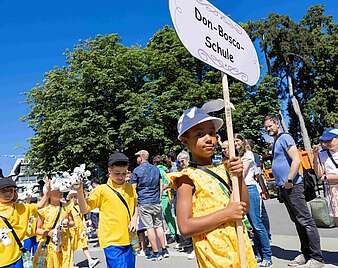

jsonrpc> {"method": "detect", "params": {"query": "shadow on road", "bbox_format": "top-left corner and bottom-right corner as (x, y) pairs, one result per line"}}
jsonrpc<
(75, 259), (89, 267)
(272, 246), (338, 265)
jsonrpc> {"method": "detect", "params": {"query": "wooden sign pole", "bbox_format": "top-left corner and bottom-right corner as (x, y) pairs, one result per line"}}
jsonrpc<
(222, 72), (247, 268)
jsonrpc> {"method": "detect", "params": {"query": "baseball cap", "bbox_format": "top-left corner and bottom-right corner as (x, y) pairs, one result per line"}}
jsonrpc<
(319, 128), (338, 141)
(177, 99), (225, 140)
(177, 107), (223, 140)
(0, 177), (16, 189)
(108, 152), (129, 166)
(135, 150), (149, 158)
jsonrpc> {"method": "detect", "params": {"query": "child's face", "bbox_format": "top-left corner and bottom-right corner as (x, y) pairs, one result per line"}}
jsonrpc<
(108, 165), (129, 185)
(49, 190), (62, 203)
(182, 121), (217, 162)
(0, 187), (15, 203)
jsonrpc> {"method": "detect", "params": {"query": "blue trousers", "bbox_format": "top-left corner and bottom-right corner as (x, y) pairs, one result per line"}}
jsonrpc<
(247, 185), (272, 261)
(1, 258), (23, 268)
(103, 245), (135, 268)
(23, 236), (38, 255)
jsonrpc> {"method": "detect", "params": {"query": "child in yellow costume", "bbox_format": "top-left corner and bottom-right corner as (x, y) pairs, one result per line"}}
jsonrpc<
(0, 177), (49, 268)
(35, 189), (75, 268)
(69, 195), (100, 268)
(169, 104), (257, 268)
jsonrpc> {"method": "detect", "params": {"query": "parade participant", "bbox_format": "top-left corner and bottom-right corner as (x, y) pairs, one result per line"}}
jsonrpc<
(35, 184), (75, 268)
(131, 150), (169, 261)
(69, 194), (100, 268)
(152, 155), (178, 245)
(234, 134), (272, 267)
(169, 106), (257, 268)
(313, 128), (338, 226)
(264, 115), (324, 268)
(88, 180), (100, 246)
(76, 152), (138, 268)
(0, 177), (49, 268)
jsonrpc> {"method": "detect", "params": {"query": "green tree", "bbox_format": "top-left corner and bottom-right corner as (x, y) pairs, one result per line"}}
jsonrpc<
(246, 5), (337, 147)
(24, 27), (280, 176)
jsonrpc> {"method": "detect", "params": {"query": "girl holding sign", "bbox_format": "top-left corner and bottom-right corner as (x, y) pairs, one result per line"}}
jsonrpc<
(168, 104), (257, 268)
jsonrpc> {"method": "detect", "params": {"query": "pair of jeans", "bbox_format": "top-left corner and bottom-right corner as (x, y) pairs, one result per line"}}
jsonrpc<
(247, 185), (272, 261)
(261, 202), (271, 240)
(280, 183), (323, 262)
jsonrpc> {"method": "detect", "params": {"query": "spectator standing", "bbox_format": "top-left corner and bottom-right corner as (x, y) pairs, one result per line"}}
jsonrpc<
(152, 155), (179, 245)
(131, 150), (169, 261)
(166, 152), (178, 172)
(313, 128), (338, 226)
(264, 115), (324, 268)
(234, 134), (272, 267)
(176, 150), (195, 260)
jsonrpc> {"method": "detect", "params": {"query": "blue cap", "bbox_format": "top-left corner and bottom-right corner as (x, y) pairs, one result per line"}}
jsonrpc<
(319, 128), (338, 141)
(177, 107), (223, 140)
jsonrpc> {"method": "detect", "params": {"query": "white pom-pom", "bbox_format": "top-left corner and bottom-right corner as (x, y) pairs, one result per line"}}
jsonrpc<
(85, 170), (91, 177)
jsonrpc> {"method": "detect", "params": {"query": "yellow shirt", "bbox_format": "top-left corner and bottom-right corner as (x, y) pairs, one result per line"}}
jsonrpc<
(38, 203), (71, 231)
(169, 164), (257, 268)
(0, 202), (38, 266)
(86, 179), (136, 248)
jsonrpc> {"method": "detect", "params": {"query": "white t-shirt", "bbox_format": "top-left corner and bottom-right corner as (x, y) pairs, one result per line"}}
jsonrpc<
(242, 151), (258, 186)
(319, 150), (338, 174)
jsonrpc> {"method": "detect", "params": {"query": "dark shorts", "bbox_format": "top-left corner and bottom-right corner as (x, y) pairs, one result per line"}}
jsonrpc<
(139, 204), (163, 229)
(91, 212), (99, 229)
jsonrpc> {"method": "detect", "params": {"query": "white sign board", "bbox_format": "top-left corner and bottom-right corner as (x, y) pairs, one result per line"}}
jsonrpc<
(169, 0), (260, 86)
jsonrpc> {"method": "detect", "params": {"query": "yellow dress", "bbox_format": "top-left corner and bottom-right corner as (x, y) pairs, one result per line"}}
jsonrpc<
(70, 203), (88, 250)
(36, 203), (73, 268)
(0, 202), (37, 266)
(169, 164), (257, 268)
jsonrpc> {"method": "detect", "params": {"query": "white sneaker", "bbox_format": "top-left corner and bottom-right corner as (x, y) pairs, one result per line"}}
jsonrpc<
(137, 250), (146, 257)
(187, 250), (195, 260)
(288, 254), (306, 267)
(296, 259), (324, 268)
(88, 258), (100, 268)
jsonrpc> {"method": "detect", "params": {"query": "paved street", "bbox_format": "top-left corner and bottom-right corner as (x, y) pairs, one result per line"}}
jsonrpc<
(75, 199), (338, 267)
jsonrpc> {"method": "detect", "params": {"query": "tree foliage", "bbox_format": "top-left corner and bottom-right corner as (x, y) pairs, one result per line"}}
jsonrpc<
(24, 5), (336, 176)
(24, 27), (279, 175)
(246, 5), (337, 144)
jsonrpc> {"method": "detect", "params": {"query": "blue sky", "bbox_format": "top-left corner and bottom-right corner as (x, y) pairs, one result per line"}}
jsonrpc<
(0, 0), (337, 175)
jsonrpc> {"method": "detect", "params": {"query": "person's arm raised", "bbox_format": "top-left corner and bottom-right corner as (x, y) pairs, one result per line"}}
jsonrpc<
(76, 184), (89, 214)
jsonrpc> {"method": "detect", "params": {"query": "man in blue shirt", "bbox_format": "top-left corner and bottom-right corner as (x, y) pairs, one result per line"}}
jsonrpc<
(264, 115), (324, 268)
(131, 150), (169, 261)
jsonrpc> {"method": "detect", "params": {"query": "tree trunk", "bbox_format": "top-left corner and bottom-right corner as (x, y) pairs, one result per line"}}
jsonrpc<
(287, 72), (312, 152)
(278, 111), (288, 133)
